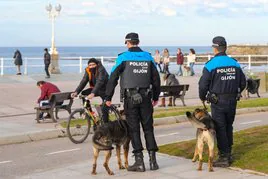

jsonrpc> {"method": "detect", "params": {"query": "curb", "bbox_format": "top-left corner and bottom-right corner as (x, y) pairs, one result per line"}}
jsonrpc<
(1, 106), (268, 146)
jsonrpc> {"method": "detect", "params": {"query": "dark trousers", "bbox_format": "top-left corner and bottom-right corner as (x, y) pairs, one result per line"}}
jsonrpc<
(124, 92), (158, 153)
(81, 88), (109, 123)
(211, 98), (237, 154)
(45, 64), (50, 77)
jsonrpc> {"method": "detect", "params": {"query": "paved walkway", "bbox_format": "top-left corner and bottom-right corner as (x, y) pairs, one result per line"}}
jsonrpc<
(1, 73), (267, 145)
(1, 73), (267, 178)
(20, 153), (267, 179)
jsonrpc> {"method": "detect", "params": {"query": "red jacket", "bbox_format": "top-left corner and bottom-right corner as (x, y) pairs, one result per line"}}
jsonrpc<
(177, 53), (184, 65)
(38, 82), (60, 103)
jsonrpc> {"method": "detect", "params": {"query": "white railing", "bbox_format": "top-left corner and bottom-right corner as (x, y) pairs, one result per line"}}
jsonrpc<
(0, 55), (268, 76)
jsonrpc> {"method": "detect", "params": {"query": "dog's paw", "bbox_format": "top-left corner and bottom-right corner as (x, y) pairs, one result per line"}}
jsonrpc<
(209, 168), (214, 172)
(197, 168), (202, 171)
(192, 159), (197, 162)
(91, 171), (97, 175)
(119, 166), (125, 170)
(108, 171), (114, 175)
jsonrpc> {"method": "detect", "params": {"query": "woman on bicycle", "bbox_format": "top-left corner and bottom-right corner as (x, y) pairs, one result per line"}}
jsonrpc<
(71, 58), (109, 123)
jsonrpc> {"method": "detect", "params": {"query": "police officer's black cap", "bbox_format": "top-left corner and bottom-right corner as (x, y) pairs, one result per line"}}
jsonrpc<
(125, 32), (139, 44)
(212, 36), (227, 47)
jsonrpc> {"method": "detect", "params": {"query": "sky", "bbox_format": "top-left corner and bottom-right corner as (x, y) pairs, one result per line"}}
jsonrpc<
(0, 0), (268, 47)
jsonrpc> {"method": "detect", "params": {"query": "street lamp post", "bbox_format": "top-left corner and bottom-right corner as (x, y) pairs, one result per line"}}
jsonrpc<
(46, 3), (61, 74)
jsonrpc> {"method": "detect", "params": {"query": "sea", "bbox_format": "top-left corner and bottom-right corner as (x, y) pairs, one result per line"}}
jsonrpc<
(0, 46), (267, 75)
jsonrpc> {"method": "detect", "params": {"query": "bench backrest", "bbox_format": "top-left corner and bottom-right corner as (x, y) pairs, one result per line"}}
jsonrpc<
(49, 92), (72, 102)
(48, 92), (73, 108)
(160, 85), (189, 93)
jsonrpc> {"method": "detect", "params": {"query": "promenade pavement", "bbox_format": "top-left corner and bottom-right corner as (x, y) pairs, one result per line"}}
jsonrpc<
(1, 73), (268, 145)
(1, 73), (268, 178)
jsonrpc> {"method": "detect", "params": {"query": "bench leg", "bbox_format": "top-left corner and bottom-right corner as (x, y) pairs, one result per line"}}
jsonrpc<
(257, 91), (260, 98)
(180, 96), (186, 106)
(49, 110), (57, 123)
(36, 109), (41, 123)
(67, 107), (71, 114)
(55, 108), (59, 119)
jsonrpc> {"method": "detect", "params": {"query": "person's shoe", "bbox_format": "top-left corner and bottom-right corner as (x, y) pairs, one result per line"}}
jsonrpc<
(127, 152), (145, 172)
(149, 151), (159, 170)
(168, 97), (173, 107)
(45, 76), (50, 79)
(228, 154), (234, 164)
(158, 98), (166, 107)
(213, 154), (230, 168)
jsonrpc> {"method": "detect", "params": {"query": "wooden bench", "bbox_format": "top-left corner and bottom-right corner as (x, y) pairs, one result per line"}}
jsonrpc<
(34, 92), (73, 123)
(159, 84), (190, 106)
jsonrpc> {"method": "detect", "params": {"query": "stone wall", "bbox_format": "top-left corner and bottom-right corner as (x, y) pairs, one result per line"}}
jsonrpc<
(227, 45), (268, 55)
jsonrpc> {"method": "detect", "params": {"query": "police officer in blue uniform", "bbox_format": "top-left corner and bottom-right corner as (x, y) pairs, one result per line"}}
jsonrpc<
(199, 36), (246, 167)
(105, 32), (160, 172)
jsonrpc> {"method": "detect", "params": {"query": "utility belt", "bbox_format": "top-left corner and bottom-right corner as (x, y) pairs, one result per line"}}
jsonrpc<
(207, 93), (239, 104)
(123, 87), (151, 105)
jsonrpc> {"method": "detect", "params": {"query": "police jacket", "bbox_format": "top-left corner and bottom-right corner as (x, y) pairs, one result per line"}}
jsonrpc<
(105, 47), (161, 101)
(199, 52), (246, 101)
(75, 61), (109, 95)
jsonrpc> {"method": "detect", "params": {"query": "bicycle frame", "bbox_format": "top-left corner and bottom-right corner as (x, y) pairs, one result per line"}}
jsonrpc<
(79, 95), (102, 126)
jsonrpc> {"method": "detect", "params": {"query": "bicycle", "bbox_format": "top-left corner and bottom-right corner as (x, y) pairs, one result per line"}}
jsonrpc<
(66, 95), (122, 144)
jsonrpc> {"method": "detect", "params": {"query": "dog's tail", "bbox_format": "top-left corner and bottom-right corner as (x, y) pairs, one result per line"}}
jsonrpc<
(92, 131), (114, 151)
(186, 111), (206, 129)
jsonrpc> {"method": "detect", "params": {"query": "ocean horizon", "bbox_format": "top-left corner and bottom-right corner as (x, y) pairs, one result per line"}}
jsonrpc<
(0, 46), (212, 58)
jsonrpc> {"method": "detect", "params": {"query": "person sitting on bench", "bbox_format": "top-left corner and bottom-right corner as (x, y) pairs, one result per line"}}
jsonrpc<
(159, 73), (180, 107)
(36, 81), (61, 120)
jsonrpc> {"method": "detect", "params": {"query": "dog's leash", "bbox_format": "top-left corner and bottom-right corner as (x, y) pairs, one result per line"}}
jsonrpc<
(202, 101), (208, 111)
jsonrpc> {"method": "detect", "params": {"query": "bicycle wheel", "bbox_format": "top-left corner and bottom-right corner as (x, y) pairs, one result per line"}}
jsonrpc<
(66, 108), (91, 144)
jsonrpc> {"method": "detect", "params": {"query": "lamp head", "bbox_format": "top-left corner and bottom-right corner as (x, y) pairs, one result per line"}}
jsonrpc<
(46, 3), (52, 12)
(55, 4), (62, 12)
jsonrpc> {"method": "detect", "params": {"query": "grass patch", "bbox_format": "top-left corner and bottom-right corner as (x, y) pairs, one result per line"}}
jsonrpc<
(153, 98), (268, 119)
(60, 98), (268, 127)
(159, 125), (268, 174)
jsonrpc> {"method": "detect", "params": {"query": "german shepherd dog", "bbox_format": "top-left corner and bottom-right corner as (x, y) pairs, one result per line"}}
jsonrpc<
(186, 108), (216, 172)
(91, 118), (131, 175)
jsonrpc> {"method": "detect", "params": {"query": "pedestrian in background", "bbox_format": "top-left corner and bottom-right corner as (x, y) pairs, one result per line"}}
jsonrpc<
(105, 32), (160, 172)
(44, 48), (51, 78)
(13, 49), (23, 75)
(162, 48), (170, 74)
(176, 48), (184, 76)
(187, 48), (196, 76)
(154, 49), (163, 73)
(199, 36), (246, 167)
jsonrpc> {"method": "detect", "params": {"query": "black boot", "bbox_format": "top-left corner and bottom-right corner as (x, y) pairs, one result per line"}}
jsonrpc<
(149, 151), (159, 170)
(127, 152), (145, 172)
(213, 153), (230, 168)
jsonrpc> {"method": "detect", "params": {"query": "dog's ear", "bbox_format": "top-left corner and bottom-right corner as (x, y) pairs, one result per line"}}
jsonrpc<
(119, 110), (124, 115)
(186, 111), (192, 118)
(195, 108), (201, 113)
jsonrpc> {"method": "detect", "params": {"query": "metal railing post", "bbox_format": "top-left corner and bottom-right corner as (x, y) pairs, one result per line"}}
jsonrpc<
(101, 56), (104, 65)
(24, 58), (28, 75)
(1, 58), (4, 76)
(79, 56), (82, 73)
(248, 55), (251, 71)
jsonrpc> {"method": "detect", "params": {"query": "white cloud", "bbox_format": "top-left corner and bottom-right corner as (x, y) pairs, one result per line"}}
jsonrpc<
(159, 7), (177, 16)
(81, 1), (95, 7)
(203, 2), (228, 9)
